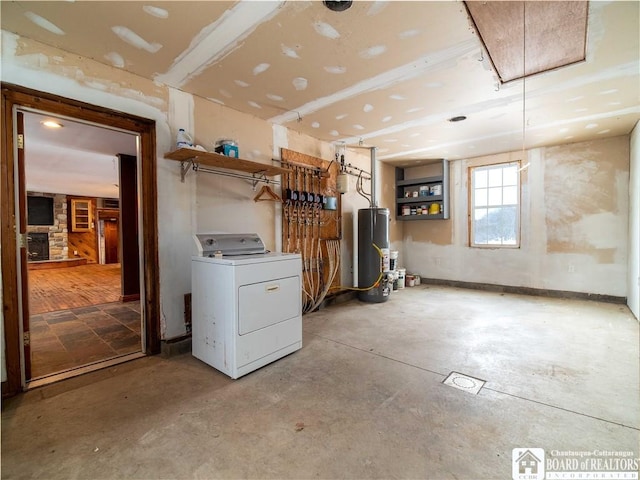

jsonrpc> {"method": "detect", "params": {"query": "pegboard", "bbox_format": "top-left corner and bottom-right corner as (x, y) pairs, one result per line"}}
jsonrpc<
(280, 148), (341, 313)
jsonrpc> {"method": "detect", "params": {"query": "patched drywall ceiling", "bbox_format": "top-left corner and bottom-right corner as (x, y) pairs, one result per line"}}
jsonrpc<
(2, 0), (639, 169)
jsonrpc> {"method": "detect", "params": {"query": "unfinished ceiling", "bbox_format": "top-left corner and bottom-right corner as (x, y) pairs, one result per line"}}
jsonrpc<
(1, 1), (639, 166)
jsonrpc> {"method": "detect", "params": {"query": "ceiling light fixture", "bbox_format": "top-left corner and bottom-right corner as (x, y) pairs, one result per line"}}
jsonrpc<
(323, 1), (352, 12)
(42, 120), (63, 128)
(448, 115), (467, 122)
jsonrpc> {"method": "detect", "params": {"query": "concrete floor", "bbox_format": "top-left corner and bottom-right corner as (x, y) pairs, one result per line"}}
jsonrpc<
(2, 285), (639, 479)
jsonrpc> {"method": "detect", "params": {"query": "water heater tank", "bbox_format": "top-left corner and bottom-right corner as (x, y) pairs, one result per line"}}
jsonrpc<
(357, 208), (390, 303)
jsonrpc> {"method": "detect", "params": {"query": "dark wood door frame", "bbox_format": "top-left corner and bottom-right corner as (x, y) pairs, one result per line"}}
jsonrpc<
(118, 154), (140, 302)
(1, 83), (160, 397)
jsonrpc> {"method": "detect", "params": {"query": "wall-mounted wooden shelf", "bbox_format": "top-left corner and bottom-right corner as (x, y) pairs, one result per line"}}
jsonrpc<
(165, 148), (289, 182)
(70, 198), (92, 232)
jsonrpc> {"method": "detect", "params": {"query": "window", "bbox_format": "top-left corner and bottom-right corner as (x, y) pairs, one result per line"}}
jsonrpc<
(470, 162), (520, 247)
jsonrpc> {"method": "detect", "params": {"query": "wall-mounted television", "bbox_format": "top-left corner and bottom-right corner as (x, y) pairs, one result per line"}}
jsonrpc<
(27, 196), (54, 226)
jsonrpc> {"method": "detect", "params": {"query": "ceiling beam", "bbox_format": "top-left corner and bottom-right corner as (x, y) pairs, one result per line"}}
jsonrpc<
(155, 1), (285, 88)
(268, 39), (479, 125)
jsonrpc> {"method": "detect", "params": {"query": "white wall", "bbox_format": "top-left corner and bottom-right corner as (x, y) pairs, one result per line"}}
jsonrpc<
(629, 123), (640, 318)
(404, 136), (630, 297)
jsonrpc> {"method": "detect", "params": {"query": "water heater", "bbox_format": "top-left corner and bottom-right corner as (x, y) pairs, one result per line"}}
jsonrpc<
(357, 207), (390, 303)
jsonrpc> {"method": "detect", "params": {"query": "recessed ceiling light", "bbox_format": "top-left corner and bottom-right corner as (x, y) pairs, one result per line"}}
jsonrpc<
(448, 116), (467, 123)
(323, 0), (352, 12)
(42, 120), (63, 128)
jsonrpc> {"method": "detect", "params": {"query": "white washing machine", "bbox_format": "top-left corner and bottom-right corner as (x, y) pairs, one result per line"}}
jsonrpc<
(191, 234), (302, 379)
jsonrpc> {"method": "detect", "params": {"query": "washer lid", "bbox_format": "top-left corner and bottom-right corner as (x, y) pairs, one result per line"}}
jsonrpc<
(192, 252), (301, 266)
(193, 233), (266, 256)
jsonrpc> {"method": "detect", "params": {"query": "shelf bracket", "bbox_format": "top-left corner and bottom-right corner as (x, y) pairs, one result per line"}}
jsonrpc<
(180, 159), (196, 182)
(251, 172), (269, 190)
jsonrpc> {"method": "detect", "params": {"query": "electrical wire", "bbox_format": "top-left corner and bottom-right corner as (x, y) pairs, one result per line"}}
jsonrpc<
(315, 233), (322, 301)
(330, 242), (384, 292)
(308, 239), (340, 312)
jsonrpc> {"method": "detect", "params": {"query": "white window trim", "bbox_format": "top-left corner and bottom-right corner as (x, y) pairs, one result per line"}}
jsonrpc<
(469, 161), (521, 248)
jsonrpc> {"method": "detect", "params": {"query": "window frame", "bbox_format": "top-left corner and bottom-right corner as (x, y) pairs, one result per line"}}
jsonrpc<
(468, 161), (521, 248)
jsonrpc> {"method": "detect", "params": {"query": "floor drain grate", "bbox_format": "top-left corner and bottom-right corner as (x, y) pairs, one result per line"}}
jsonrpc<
(443, 372), (486, 395)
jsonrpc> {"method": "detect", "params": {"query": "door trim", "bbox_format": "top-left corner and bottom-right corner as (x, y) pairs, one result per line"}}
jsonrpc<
(15, 111), (32, 380)
(1, 83), (161, 397)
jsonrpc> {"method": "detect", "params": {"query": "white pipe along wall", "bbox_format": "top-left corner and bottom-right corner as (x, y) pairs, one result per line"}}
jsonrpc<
(628, 122), (640, 319)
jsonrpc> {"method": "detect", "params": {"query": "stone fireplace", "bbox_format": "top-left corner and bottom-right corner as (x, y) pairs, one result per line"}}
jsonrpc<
(26, 192), (68, 261)
(27, 233), (49, 261)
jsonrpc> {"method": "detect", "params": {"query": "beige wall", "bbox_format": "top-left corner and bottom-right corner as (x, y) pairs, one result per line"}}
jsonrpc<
(193, 95), (277, 248)
(403, 136), (630, 297)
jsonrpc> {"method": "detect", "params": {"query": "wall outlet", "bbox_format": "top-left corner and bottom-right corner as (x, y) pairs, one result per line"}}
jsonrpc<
(568, 264), (575, 273)
(435, 257), (442, 266)
(73, 250), (78, 256)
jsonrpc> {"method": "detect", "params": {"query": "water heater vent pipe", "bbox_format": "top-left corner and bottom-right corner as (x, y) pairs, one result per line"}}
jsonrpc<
(370, 146), (377, 207)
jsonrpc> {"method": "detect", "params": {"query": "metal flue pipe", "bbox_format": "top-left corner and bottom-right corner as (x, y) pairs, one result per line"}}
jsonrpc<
(370, 146), (377, 207)
(345, 143), (378, 207)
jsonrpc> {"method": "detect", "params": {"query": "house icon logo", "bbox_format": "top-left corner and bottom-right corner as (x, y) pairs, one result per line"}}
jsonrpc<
(512, 448), (545, 480)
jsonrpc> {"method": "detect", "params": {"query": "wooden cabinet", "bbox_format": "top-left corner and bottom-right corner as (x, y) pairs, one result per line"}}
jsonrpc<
(395, 159), (449, 220)
(70, 199), (92, 232)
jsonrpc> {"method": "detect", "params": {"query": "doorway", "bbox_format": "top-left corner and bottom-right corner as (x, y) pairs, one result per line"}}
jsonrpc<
(1, 83), (160, 396)
(104, 217), (119, 264)
(22, 109), (142, 381)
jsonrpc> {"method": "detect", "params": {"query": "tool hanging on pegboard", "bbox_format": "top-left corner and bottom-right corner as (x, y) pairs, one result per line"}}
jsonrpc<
(280, 148), (341, 314)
